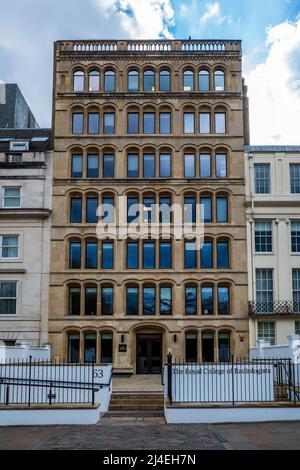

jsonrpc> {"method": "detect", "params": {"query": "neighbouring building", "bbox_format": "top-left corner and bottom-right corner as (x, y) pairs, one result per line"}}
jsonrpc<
(245, 146), (300, 347)
(50, 39), (249, 372)
(0, 129), (52, 346)
(0, 84), (39, 129)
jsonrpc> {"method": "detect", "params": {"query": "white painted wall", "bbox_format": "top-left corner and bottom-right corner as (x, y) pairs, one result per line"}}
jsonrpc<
(0, 407), (101, 426)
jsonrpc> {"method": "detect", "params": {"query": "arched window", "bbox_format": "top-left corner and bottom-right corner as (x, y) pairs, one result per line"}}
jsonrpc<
(73, 71), (84, 92)
(104, 70), (116, 92)
(202, 331), (215, 362)
(218, 331), (231, 362)
(159, 69), (170, 91)
(143, 69), (155, 92)
(199, 70), (210, 91)
(183, 70), (194, 91)
(185, 331), (198, 362)
(68, 332), (80, 363)
(185, 285), (197, 316)
(101, 285), (114, 316)
(214, 70), (225, 91)
(128, 70), (139, 92)
(69, 284), (81, 316)
(126, 284), (139, 315)
(84, 332), (97, 362)
(101, 331), (113, 363)
(88, 70), (100, 91)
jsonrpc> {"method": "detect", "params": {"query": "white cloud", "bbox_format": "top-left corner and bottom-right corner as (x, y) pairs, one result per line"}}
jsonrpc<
(200, 2), (220, 25)
(246, 17), (300, 144)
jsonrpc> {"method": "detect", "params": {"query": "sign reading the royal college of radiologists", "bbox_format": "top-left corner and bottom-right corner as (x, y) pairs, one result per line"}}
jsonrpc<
(170, 364), (275, 403)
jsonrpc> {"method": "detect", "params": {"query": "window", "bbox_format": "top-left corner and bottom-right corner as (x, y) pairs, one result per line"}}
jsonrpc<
(127, 154), (139, 178)
(159, 197), (172, 223)
(183, 70), (194, 91)
(143, 154), (155, 178)
(199, 113), (211, 134)
(201, 287), (214, 315)
(185, 286), (197, 315)
(290, 164), (300, 194)
(160, 287), (172, 315)
(218, 331), (230, 361)
(85, 242), (98, 269)
(3, 187), (21, 208)
(184, 197), (196, 223)
(143, 287), (156, 315)
(200, 241), (213, 269)
(84, 333), (97, 363)
(126, 287), (139, 316)
(295, 321), (300, 335)
(71, 154), (83, 178)
(101, 287), (114, 316)
(143, 70), (155, 91)
(185, 332), (197, 362)
(103, 113), (115, 134)
(159, 69), (170, 91)
(88, 70), (100, 92)
(218, 287), (230, 315)
(215, 113), (226, 134)
(143, 241), (155, 269)
(72, 113), (84, 134)
(103, 154), (115, 178)
(128, 70), (139, 92)
(200, 197), (212, 223)
(291, 222), (300, 253)
(184, 113), (195, 134)
(255, 222), (273, 253)
(258, 322), (276, 346)
(127, 113), (139, 134)
(216, 154), (227, 177)
(0, 282), (17, 315)
(184, 241), (196, 269)
(159, 154), (171, 178)
(216, 197), (228, 223)
(184, 154), (195, 178)
(85, 287), (97, 316)
(256, 269), (274, 313)
(127, 197), (139, 224)
(143, 113), (155, 134)
(68, 333), (80, 363)
(143, 197), (155, 224)
(74, 71), (84, 92)
(88, 113), (99, 134)
(87, 154), (99, 178)
(159, 113), (171, 134)
(254, 163), (271, 194)
(200, 154), (211, 177)
(217, 241), (229, 269)
(69, 287), (80, 316)
(127, 242), (139, 269)
(102, 242), (114, 269)
(202, 332), (214, 362)
(293, 269), (300, 313)
(214, 70), (225, 91)
(70, 198), (82, 223)
(0, 236), (19, 258)
(199, 70), (210, 91)
(101, 332), (113, 363)
(159, 241), (172, 269)
(69, 242), (81, 269)
(104, 70), (115, 92)
(101, 197), (115, 224)
(86, 197), (98, 223)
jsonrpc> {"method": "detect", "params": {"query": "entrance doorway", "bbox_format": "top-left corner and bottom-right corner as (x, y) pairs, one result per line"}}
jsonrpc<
(136, 334), (162, 374)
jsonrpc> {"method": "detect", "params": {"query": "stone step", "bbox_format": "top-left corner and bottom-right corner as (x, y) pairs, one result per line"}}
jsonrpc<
(105, 411), (165, 418)
(109, 404), (164, 411)
(110, 396), (164, 403)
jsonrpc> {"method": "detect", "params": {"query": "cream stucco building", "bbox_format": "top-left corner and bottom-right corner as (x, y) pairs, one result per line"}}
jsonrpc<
(245, 146), (300, 347)
(0, 129), (52, 346)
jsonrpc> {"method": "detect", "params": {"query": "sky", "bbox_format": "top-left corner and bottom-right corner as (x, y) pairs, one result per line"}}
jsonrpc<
(0, 0), (300, 144)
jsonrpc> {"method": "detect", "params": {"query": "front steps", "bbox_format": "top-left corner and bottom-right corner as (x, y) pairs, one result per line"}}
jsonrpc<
(108, 392), (164, 415)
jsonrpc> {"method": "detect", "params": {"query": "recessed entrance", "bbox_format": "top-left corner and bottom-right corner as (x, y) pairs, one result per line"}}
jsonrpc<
(136, 334), (162, 374)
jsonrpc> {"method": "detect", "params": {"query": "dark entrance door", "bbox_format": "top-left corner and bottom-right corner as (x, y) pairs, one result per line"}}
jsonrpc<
(136, 334), (162, 374)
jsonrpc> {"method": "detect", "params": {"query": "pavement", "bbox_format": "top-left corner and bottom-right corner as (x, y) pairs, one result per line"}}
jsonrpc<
(1, 420), (300, 450)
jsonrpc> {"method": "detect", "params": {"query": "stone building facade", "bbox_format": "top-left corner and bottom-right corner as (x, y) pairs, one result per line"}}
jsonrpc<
(245, 146), (300, 347)
(49, 39), (249, 372)
(0, 129), (52, 346)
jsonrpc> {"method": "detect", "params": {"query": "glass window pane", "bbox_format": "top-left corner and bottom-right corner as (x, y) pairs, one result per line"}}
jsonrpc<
(159, 113), (171, 134)
(128, 71), (139, 92)
(256, 269), (274, 313)
(185, 287), (197, 315)
(3, 188), (21, 208)
(143, 287), (155, 315)
(202, 332), (214, 362)
(185, 332), (197, 362)
(71, 154), (83, 178)
(89, 71), (100, 91)
(216, 197), (228, 223)
(68, 334), (80, 363)
(160, 287), (172, 315)
(104, 113), (115, 134)
(183, 71), (194, 91)
(102, 242), (114, 269)
(290, 164), (300, 193)
(215, 71), (225, 91)
(218, 332), (230, 361)
(88, 113), (99, 134)
(144, 70), (155, 91)
(103, 154), (115, 178)
(85, 287), (97, 316)
(159, 154), (171, 178)
(0, 282), (17, 315)
(199, 113), (211, 133)
(101, 333), (113, 363)
(104, 71), (115, 92)
(1, 236), (19, 258)
(201, 242), (213, 269)
(258, 321), (276, 346)
(160, 242), (172, 269)
(216, 154), (227, 177)
(200, 154), (211, 177)
(200, 197), (212, 223)
(70, 198), (82, 223)
(143, 154), (155, 178)
(199, 70), (210, 91)
(143, 113), (155, 134)
(184, 197), (196, 223)
(85, 242), (98, 269)
(86, 198), (98, 223)
(84, 333), (97, 362)
(101, 287), (114, 315)
(218, 288), (229, 315)
(126, 287), (139, 315)
(184, 154), (195, 178)
(185, 241), (196, 269)
(159, 197), (172, 223)
(291, 222), (300, 253)
(201, 287), (214, 315)
(74, 72), (84, 92)
(72, 113), (84, 134)
(159, 70), (170, 91)
(69, 287), (80, 316)
(127, 154), (139, 177)
(215, 113), (226, 134)
(143, 242), (155, 269)
(127, 242), (139, 269)
(127, 113), (139, 133)
(255, 222), (273, 253)
(87, 154), (99, 178)
(127, 197), (139, 224)
(254, 164), (271, 194)
(69, 242), (81, 269)
(101, 197), (115, 224)
(217, 241), (229, 269)
(184, 113), (195, 134)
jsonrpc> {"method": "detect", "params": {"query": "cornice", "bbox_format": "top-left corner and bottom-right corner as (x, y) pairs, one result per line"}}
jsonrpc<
(56, 91), (242, 101)
(58, 52), (241, 63)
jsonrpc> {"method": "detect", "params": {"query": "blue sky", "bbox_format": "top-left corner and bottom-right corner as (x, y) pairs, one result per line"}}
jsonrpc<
(0, 0), (300, 143)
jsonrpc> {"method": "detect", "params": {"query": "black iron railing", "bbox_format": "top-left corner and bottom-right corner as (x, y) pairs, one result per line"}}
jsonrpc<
(249, 301), (300, 316)
(166, 355), (300, 406)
